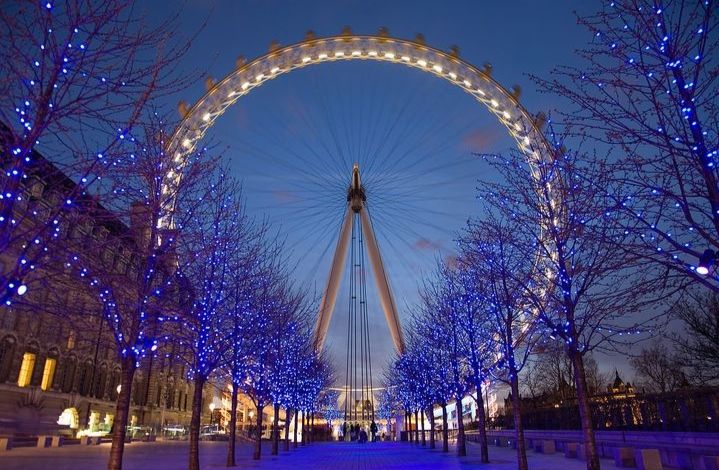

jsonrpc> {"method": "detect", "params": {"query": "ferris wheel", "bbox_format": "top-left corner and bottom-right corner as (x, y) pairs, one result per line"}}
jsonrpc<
(165, 28), (553, 419)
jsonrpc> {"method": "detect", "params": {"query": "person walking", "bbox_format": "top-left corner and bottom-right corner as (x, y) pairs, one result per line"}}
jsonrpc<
(370, 421), (378, 442)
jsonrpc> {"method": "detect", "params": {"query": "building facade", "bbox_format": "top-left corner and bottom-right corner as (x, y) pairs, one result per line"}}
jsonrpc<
(0, 147), (196, 437)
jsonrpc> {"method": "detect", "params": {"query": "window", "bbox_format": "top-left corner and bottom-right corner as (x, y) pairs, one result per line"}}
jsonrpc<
(62, 357), (77, 393)
(67, 331), (76, 350)
(41, 357), (57, 390)
(17, 352), (36, 387)
(0, 336), (17, 381)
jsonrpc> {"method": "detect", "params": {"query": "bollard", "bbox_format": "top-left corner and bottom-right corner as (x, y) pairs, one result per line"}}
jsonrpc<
(635, 449), (663, 470)
(614, 447), (636, 467)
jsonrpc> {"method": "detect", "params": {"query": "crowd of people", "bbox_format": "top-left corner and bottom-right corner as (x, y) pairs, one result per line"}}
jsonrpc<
(341, 421), (380, 443)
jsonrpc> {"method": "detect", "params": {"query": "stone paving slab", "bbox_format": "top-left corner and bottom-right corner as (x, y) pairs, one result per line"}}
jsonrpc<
(0, 439), (625, 469)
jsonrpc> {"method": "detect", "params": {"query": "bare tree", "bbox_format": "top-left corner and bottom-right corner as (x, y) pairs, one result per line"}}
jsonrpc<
(413, 266), (476, 457)
(54, 114), (217, 470)
(671, 289), (719, 383)
(475, 139), (662, 470)
(459, 216), (538, 470)
(0, 0), (190, 305)
(538, 0), (719, 291)
(631, 340), (687, 392)
(222, 225), (277, 466)
(176, 173), (252, 470)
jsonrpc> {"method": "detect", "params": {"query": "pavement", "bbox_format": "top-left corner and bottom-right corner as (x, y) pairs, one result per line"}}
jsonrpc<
(0, 438), (625, 469)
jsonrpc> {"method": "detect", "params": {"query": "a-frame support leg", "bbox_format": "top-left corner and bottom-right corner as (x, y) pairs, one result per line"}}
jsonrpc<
(313, 205), (353, 350)
(359, 207), (405, 353)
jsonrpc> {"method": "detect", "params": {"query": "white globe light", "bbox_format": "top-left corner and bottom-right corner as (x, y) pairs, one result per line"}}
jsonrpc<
(697, 265), (710, 275)
(17, 284), (27, 296)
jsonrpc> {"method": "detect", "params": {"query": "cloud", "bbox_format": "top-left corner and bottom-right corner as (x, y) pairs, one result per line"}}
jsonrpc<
(460, 125), (503, 152)
(272, 190), (301, 204)
(413, 237), (442, 251)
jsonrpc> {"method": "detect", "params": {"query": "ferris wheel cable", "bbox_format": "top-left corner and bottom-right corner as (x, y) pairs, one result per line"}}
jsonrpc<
(357, 81), (429, 177)
(358, 69), (439, 177)
(344, 214), (355, 422)
(275, 218), (345, 262)
(271, 216), (343, 272)
(222, 128), (346, 190)
(357, 219), (366, 422)
(364, 206), (425, 290)
(222, 146), (340, 194)
(358, 219), (375, 419)
(362, 84), (464, 179)
(266, 94), (350, 180)
(370, 219), (453, 264)
(370, 107), (475, 176)
(368, 122), (476, 189)
(368, 151), (480, 189)
(370, 202), (464, 226)
(323, 72), (367, 169)
(315, 93), (353, 175)
(250, 192), (347, 211)
(308, 78), (360, 175)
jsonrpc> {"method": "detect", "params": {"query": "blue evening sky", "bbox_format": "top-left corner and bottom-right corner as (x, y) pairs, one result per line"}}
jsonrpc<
(144, 1), (631, 384)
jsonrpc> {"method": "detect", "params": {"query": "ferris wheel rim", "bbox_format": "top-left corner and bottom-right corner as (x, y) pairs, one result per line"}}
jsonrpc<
(163, 31), (554, 228)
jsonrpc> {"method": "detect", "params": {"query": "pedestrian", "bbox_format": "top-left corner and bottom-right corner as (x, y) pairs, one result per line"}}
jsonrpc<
(370, 420), (378, 442)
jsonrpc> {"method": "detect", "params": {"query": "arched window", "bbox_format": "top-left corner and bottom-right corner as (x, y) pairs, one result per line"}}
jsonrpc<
(78, 359), (94, 396)
(109, 368), (121, 400)
(41, 348), (60, 391)
(61, 355), (77, 393)
(94, 363), (108, 399)
(0, 336), (17, 383)
(18, 341), (40, 387)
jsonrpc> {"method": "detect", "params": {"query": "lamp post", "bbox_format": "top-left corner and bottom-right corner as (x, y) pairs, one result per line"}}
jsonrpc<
(209, 403), (216, 426)
(697, 249), (719, 275)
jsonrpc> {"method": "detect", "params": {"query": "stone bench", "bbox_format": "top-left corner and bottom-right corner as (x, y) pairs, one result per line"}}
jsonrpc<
(705, 456), (719, 470)
(635, 449), (663, 470)
(80, 436), (102, 445)
(0, 437), (11, 451)
(534, 440), (556, 454)
(37, 435), (63, 448)
(564, 442), (578, 458)
(614, 447), (636, 467)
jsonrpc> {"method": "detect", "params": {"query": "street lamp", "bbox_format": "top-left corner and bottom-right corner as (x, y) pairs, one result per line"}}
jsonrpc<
(209, 403), (216, 426)
(697, 249), (717, 275)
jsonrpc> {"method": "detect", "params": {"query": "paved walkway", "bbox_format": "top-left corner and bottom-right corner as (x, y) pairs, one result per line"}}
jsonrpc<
(0, 439), (624, 469)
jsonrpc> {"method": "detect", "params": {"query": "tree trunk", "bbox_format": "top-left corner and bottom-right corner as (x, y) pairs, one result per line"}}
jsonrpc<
(253, 403), (263, 460)
(474, 380), (489, 463)
(284, 408), (292, 451)
(226, 383), (239, 467)
(441, 403), (449, 453)
(311, 413), (315, 443)
(307, 412), (312, 444)
(188, 375), (206, 470)
(414, 410), (420, 444)
(407, 411), (413, 443)
(428, 406), (435, 449)
(456, 398), (466, 457)
(293, 409), (299, 448)
(271, 403), (280, 455)
(510, 375), (528, 470)
(570, 351), (600, 470)
(107, 356), (136, 470)
(420, 409), (426, 446)
(301, 412), (306, 446)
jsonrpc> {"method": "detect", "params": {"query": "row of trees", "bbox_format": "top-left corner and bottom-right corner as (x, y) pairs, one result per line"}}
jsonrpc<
(388, 2), (718, 470)
(0, 2), (335, 470)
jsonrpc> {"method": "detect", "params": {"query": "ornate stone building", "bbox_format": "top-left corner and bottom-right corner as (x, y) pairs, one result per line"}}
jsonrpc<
(0, 145), (195, 437)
